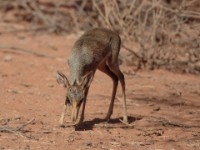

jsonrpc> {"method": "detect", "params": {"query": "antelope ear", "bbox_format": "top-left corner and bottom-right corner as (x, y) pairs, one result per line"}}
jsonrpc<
(56, 71), (70, 88)
(81, 71), (94, 88)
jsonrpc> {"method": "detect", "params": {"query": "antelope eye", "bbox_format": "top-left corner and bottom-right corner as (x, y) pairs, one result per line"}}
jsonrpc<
(68, 89), (74, 97)
(68, 88), (72, 92)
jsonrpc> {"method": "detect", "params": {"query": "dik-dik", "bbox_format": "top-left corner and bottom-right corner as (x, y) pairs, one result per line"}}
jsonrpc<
(56, 28), (128, 126)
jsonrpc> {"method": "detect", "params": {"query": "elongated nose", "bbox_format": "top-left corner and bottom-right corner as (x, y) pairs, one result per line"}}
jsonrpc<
(71, 101), (79, 122)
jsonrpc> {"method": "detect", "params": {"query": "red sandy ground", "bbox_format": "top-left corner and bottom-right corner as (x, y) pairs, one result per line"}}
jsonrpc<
(0, 29), (200, 150)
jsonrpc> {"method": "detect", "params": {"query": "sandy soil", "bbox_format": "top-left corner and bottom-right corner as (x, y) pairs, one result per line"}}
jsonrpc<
(0, 31), (200, 150)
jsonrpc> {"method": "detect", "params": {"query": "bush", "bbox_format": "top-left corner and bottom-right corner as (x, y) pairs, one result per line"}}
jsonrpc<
(1, 0), (200, 73)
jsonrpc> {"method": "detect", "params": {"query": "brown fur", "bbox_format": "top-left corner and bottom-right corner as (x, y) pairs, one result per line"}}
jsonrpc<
(56, 28), (128, 125)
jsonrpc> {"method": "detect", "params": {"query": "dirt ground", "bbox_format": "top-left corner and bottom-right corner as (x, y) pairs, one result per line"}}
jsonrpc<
(0, 29), (200, 150)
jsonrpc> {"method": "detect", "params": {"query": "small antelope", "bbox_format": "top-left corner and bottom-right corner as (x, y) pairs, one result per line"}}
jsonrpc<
(56, 28), (128, 126)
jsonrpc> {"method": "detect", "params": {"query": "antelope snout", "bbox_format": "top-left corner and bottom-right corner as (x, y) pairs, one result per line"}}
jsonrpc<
(71, 101), (80, 122)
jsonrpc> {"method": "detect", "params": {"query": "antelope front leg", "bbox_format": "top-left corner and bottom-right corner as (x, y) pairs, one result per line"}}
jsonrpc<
(59, 104), (67, 126)
(78, 87), (89, 124)
(78, 99), (86, 124)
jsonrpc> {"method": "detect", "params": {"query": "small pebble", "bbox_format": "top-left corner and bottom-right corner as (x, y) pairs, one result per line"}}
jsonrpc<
(4, 55), (13, 62)
(7, 89), (23, 94)
(20, 83), (32, 87)
(86, 142), (93, 146)
(153, 106), (160, 111)
(48, 84), (54, 88)
(14, 116), (21, 120)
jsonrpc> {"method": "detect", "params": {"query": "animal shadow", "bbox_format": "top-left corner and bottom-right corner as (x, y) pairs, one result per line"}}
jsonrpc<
(75, 116), (141, 131)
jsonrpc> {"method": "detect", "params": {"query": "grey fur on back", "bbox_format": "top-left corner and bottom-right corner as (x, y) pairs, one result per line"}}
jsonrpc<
(68, 28), (121, 84)
(57, 28), (128, 125)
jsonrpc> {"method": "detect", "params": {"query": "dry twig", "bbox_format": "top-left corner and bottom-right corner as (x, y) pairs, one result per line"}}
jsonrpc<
(94, 122), (134, 128)
(0, 118), (35, 132)
(1, 0), (200, 73)
(161, 120), (200, 128)
(0, 45), (53, 58)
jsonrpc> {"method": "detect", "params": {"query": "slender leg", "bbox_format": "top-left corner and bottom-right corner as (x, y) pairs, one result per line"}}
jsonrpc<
(118, 70), (128, 123)
(111, 68), (128, 123)
(105, 74), (118, 121)
(59, 97), (71, 126)
(99, 65), (118, 121)
(78, 87), (89, 124)
(109, 37), (128, 123)
(59, 104), (67, 126)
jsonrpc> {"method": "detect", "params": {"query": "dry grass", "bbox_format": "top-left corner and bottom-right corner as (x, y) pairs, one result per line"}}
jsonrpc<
(0, 0), (200, 73)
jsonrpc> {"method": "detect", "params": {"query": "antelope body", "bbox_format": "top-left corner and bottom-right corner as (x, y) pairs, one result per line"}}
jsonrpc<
(56, 28), (128, 125)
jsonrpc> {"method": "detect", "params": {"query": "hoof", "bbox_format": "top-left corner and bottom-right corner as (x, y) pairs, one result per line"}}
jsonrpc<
(77, 116), (84, 124)
(122, 116), (129, 124)
(105, 116), (111, 122)
(77, 120), (83, 125)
